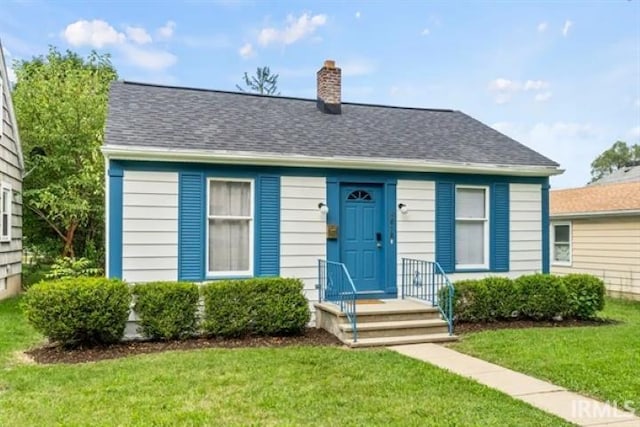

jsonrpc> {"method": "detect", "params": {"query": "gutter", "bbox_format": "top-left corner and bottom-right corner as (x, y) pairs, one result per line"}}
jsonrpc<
(551, 209), (640, 220)
(102, 145), (564, 178)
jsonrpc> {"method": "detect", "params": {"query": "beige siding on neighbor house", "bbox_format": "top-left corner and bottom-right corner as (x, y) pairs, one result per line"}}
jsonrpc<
(0, 46), (23, 300)
(552, 216), (640, 299)
(279, 176), (326, 306)
(122, 171), (179, 283)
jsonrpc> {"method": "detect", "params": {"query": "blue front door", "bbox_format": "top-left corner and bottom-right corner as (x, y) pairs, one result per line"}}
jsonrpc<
(340, 184), (385, 295)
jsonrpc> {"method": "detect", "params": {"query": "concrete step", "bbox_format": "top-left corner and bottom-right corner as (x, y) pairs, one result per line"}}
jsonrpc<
(348, 333), (458, 348)
(339, 319), (449, 339)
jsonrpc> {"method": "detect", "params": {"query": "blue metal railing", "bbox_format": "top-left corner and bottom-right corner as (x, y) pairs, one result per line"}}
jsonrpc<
(401, 258), (455, 335)
(318, 259), (358, 342)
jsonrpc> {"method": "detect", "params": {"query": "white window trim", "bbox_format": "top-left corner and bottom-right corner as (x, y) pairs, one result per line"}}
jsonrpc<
(455, 185), (490, 270)
(0, 182), (11, 242)
(205, 177), (254, 278)
(551, 221), (572, 267)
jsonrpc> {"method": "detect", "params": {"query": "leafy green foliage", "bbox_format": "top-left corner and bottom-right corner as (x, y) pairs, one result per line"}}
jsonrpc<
(202, 278), (310, 337)
(236, 66), (280, 95)
(483, 277), (521, 319)
(13, 47), (117, 260)
(562, 274), (606, 319)
(133, 282), (200, 340)
(45, 256), (103, 280)
(516, 274), (568, 320)
(22, 277), (129, 346)
(442, 277), (519, 322)
(590, 140), (640, 182)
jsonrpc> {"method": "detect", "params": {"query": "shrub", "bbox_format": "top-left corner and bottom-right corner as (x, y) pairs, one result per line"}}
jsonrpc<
(516, 274), (568, 320)
(133, 282), (200, 340)
(440, 279), (490, 322)
(562, 274), (606, 319)
(45, 257), (103, 280)
(483, 277), (520, 320)
(22, 277), (130, 346)
(202, 277), (310, 337)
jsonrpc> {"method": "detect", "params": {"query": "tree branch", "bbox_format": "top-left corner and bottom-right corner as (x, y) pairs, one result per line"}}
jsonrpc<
(26, 204), (67, 241)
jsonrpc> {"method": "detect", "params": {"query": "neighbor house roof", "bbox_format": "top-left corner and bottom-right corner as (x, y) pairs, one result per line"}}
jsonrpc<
(589, 165), (640, 185)
(104, 81), (560, 175)
(551, 181), (640, 218)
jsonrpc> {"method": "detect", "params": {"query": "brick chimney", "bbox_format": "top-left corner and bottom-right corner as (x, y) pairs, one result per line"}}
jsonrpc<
(317, 59), (341, 114)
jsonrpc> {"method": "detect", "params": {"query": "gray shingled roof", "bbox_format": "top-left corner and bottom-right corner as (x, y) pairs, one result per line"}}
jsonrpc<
(105, 81), (558, 168)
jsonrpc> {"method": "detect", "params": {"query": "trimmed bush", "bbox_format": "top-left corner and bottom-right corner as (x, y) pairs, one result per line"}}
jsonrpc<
(133, 281), (200, 340)
(202, 277), (310, 337)
(516, 274), (568, 320)
(22, 277), (130, 346)
(483, 277), (520, 320)
(562, 274), (606, 319)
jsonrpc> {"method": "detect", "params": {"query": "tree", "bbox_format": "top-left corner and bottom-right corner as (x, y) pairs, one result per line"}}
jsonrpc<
(590, 141), (640, 182)
(13, 47), (117, 259)
(236, 66), (280, 95)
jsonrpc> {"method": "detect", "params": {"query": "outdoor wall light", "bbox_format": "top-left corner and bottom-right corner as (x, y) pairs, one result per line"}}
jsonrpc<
(398, 203), (409, 214)
(318, 202), (329, 215)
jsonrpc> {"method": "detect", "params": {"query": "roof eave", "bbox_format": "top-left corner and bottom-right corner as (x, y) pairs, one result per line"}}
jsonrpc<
(102, 145), (563, 177)
(551, 209), (640, 219)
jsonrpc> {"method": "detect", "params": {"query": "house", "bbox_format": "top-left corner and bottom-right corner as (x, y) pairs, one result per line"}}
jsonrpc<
(588, 164), (640, 186)
(550, 181), (640, 300)
(104, 60), (561, 344)
(0, 40), (24, 300)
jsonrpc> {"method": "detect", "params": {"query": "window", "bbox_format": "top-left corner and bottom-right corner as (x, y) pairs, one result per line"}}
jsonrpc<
(207, 179), (253, 276)
(552, 222), (571, 265)
(0, 184), (11, 242)
(455, 186), (489, 269)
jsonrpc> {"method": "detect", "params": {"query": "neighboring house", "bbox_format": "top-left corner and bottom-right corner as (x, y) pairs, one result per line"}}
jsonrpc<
(589, 164), (640, 186)
(0, 40), (24, 300)
(103, 60), (561, 328)
(550, 181), (640, 300)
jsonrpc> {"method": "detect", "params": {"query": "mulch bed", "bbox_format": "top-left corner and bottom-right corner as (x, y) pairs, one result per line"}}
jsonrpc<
(455, 318), (619, 334)
(26, 328), (342, 365)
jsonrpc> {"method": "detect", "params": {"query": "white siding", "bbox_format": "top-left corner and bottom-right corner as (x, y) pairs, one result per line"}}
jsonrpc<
(122, 171), (178, 282)
(280, 176), (326, 306)
(509, 183), (542, 275)
(396, 180), (435, 294)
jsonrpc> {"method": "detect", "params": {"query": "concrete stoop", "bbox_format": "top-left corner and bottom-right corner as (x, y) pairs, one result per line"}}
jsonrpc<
(315, 299), (458, 347)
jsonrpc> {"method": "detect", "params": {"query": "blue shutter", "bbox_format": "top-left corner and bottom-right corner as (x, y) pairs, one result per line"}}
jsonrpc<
(178, 172), (204, 281)
(107, 165), (123, 279)
(541, 181), (550, 273)
(435, 181), (455, 273)
(491, 183), (510, 272)
(255, 175), (280, 276)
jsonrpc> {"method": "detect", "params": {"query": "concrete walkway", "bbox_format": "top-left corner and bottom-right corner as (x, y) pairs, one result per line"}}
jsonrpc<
(391, 343), (640, 427)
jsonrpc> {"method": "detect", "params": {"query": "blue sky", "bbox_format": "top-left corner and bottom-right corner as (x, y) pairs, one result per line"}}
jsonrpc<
(1, 0), (639, 188)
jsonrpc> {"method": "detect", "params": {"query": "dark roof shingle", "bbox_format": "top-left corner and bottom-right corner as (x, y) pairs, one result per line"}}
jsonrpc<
(105, 81), (558, 168)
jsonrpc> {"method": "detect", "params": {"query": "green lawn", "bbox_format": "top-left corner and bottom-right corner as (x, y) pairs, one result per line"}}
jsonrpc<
(453, 297), (640, 403)
(0, 297), (568, 426)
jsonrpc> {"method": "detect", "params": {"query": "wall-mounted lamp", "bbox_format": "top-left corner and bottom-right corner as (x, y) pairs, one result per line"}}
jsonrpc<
(318, 202), (329, 215)
(398, 203), (409, 215)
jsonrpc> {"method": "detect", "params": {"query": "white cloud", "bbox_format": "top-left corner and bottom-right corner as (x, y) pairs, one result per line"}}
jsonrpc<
(537, 21), (548, 32)
(629, 126), (640, 139)
(6, 66), (16, 84)
(421, 28), (430, 36)
(341, 59), (376, 76)
(125, 26), (152, 45)
(355, 11), (361, 19)
(489, 78), (520, 92)
(119, 44), (177, 70)
(488, 78), (551, 104)
(157, 21), (176, 39)
(562, 20), (573, 37)
(524, 79), (550, 91)
(257, 13), (327, 46)
(238, 42), (255, 59)
(62, 19), (125, 48)
(534, 91), (553, 102)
